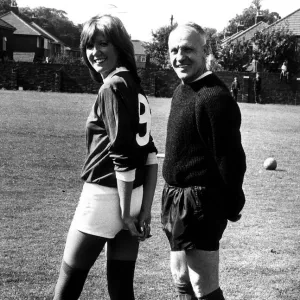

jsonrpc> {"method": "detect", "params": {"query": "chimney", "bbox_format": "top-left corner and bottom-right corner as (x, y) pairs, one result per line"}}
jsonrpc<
(255, 10), (264, 24)
(10, 0), (19, 15)
(237, 21), (244, 32)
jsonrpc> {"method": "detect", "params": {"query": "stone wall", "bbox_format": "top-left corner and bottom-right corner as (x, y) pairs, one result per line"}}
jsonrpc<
(139, 69), (300, 105)
(215, 71), (300, 105)
(1, 62), (299, 105)
(0, 62), (101, 93)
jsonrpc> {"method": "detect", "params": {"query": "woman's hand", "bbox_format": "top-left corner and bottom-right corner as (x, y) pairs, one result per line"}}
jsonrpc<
(117, 178), (143, 238)
(137, 209), (152, 242)
(137, 162), (158, 241)
(122, 215), (144, 238)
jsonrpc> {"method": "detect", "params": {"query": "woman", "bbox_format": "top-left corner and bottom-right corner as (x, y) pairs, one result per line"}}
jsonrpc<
(53, 14), (158, 300)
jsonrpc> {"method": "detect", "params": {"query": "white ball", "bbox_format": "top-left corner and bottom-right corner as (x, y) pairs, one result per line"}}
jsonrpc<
(264, 157), (277, 170)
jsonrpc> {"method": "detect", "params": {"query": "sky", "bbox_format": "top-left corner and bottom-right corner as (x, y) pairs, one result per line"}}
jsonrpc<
(16, 0), (300, 41)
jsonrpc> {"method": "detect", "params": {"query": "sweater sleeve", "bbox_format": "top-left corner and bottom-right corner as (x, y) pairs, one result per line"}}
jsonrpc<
(197, 92), (246, 191)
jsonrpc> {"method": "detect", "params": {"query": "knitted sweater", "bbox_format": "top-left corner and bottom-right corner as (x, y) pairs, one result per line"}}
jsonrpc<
(163, 73), (246, 218)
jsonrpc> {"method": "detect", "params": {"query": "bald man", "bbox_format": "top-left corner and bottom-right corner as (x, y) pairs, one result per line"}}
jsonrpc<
(161, 23), (246, 300)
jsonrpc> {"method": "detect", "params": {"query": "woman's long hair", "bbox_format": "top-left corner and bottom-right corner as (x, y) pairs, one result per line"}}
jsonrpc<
(80, 14), (140, 84)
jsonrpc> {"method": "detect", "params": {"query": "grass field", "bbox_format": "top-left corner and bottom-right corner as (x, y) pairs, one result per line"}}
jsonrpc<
(1, 90), (300, 300)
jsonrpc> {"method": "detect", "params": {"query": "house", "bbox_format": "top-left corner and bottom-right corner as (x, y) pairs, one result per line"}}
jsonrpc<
(30, 22), (80, 59)
(0, 10), (55, 62)
(221, 31), (241, 46)
(263, 8), (300, 72)
(263, 8), (300, 43)
(263, 8), (300, 35)
(221, 21), (268, 46)
(132, 40), (147, 68)
(0, 18), (16, 61)
(0, 10), (73, 62)
(220, 21), (269, 72)
(30, 21), (67, 58)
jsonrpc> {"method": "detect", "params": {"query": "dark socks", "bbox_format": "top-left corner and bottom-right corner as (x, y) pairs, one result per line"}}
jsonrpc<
(198, 287), (225, 300)
(107, 259), (136, 300)
(53, 260), (89, 300)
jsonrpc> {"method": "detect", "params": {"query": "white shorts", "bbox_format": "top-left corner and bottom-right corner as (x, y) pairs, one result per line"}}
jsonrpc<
(71, 183), (143, 238)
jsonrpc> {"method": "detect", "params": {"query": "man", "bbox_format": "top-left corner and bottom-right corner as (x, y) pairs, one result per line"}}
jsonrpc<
(161, 23), (246, 300)
(254, 72), (262, 104)
(230, 77), (240, 101)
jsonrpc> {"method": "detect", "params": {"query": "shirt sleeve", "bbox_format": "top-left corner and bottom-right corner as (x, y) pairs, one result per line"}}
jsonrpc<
(98, 85), (139, 173)
(146, 152), (158, 165)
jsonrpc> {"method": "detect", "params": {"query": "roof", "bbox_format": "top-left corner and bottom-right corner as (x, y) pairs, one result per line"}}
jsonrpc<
(30, 22), (64, 44)
(222, 21), (268, 45)
(0, 18), (16, 31)
(132, 40), (146, 55)
(0, 11), (42, 36)
(221, 31), (241, 44)
(263, 8), (300, 36)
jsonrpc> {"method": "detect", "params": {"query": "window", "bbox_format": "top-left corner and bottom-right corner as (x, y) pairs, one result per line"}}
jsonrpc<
(44, 39), (49, 49)
(140, 55), (146, 62)
(37, 37), (40, 48)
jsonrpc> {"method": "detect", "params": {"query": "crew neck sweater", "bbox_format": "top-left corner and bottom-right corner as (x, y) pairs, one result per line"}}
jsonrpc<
(163, 73), (246, 206)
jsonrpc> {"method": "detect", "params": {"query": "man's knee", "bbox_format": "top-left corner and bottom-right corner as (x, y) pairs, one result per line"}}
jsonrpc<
(171, 266), (190, 285)
(172, 269), (196, 299)
(170, 251), (190, 284)
(186, 249), (220, 297)
(170, 251), (195, 298)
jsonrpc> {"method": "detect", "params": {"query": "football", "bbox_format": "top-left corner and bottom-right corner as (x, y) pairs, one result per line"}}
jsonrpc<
(263, 157), (277, 170)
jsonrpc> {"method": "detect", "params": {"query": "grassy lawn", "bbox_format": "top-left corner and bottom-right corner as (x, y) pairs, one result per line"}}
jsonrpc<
(0, 90), (300, 300)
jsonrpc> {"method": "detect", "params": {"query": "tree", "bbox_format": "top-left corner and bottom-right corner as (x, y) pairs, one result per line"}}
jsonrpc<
(252, 28), (298, 73)
(217, 28), (298, 72)
(19, 6), (81, 48)
(224, 0), (281, 36)
(144, 24), (220, 69)
(206, 54), (224, 72)
(144, 23), (177, 69)
(0, 0), (12, 15)
(0, 2), (81, 48)
(252, 0), (262, 11)
(217, 40), (252, 71)
(203, 27), (221, 58)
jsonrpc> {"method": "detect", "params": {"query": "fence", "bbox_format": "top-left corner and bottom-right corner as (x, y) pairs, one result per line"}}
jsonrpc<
(1, 62), (300, 105)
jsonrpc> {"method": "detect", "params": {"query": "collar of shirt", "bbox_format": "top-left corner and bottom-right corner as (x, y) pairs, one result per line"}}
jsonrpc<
(103, 67), (129, 84)
(187, 71), (212, 84)
(192, 70), (212, 82)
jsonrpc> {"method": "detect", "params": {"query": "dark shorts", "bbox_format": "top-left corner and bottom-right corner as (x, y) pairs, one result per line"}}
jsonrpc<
(161, 183), (227, 251)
